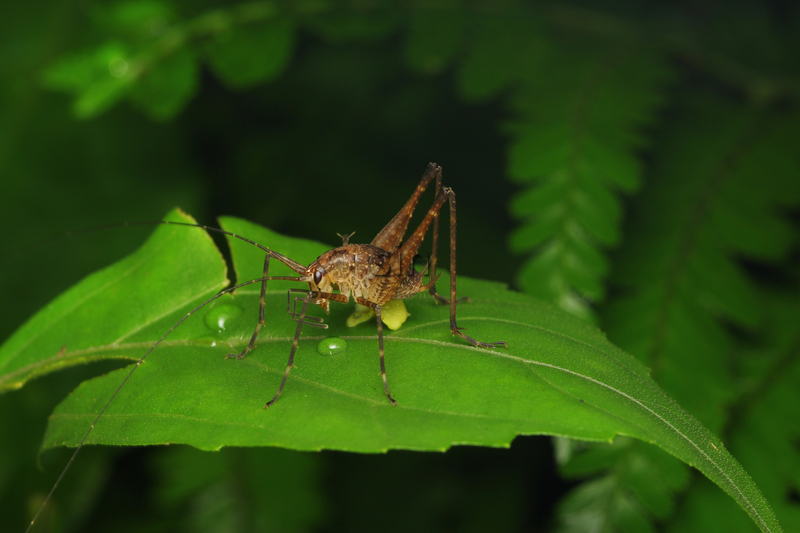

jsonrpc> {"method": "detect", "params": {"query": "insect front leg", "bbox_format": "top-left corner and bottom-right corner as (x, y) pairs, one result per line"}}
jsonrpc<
(286, 288), (326, 328)
(228, 250), (316, 360)
(288, 288), (348, 324)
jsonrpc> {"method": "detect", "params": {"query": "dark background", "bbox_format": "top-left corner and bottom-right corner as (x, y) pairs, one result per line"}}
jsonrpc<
(2, 1), (798, 532)
(0, 3), (535, 532)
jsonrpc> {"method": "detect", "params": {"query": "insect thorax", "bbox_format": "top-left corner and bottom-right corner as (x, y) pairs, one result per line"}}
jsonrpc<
(310, 244), (391, 302)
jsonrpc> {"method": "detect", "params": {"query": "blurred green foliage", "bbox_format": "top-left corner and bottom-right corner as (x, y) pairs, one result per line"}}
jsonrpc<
(1, 0), (798, 532)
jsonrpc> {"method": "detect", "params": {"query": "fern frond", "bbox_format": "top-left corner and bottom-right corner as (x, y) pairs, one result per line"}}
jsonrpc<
(605, 96), (799, 428)
(456, 6), (548, 101)
(505, 34), (671, 320)
(579, 95), (800, 532)
(553, 437), (690, 532)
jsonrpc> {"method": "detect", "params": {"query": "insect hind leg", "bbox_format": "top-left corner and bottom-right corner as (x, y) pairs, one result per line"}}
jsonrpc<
(440, 186), (508, 350)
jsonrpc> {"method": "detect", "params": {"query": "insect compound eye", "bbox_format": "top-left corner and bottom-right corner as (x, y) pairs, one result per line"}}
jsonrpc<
(313, 269), (324, 285)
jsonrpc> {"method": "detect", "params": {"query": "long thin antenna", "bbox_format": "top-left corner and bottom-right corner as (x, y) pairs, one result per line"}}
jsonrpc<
(25, 274), (301, 533)
(7, 219), (307, 274)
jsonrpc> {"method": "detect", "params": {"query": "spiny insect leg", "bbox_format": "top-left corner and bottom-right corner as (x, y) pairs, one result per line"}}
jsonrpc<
(424, 167), (470, 307)
(425, 177), (465, 306)
(443, 187), (508, 349)
(266, 289), (350, 407)
(371, 162), (441, 254)
(375, 305), (397, 405)
(287, 288), (347, 324)
(427, 163), (445, 302)
(355, 297), (397, 405)
(389, 186), (450, 275)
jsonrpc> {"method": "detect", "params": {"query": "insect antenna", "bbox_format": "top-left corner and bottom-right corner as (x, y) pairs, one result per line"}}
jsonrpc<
(25, 219), (311, 532)
(25, 273), (304, 532)
(8, 219), (307, 275)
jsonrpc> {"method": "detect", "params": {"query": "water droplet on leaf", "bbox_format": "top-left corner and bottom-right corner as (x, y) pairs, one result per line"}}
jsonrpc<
(317, 337), (348, 356)
(204, 304), (243, 333)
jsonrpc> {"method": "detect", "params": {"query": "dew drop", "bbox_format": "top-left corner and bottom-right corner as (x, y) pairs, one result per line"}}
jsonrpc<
(204, 304), (244, 333)
(317, 337), (348, 356)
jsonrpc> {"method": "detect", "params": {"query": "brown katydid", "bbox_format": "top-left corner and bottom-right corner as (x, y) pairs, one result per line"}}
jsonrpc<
(254, 161), (508, 405)
(25, 162), (507, 532)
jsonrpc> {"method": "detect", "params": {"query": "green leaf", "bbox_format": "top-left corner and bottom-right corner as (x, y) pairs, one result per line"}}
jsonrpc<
(42, 42), (134, 119)
(90, 0), (177, 41)
(508, 214), (563, 253)
(556, 437), (690, 528)
(508, 127), (572, 181)
(508, 173), (569, 217)
(667, 291), (800, 533)
(0, 209), (227, 390)
(304, 5), (400, 42)
(554, 476), (656, 533)
(0, 212), (782, 533)
(205, 16), (295, 89)
(582, 134), (641, 191)
(128, 46), (198, 120)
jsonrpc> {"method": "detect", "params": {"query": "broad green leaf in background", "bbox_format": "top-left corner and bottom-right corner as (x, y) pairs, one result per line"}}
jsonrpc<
(303, 4), (400, 42)
(42, 41), (135, 119)
(0, 211), (782, 533)
(128, 46), (198, 120)
(205, 14), (295, 89)
(152, 446), (325, 532)
(554, 436), (690, 532)
(90, 0), (177, 41)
